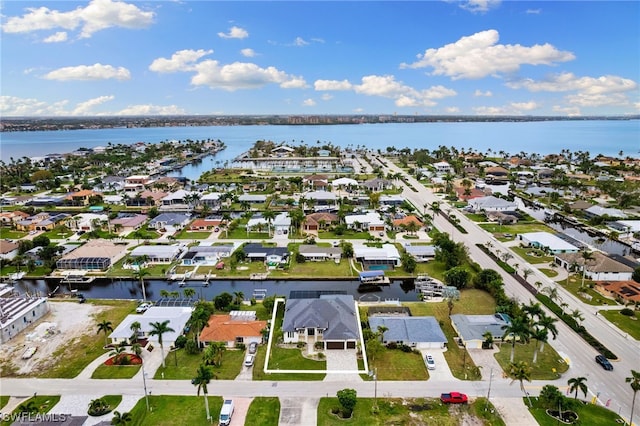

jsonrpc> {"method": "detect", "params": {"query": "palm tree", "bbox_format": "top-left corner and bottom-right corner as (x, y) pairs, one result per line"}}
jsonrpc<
(193, 363), (214, 421)
(501, 315), (531, 363)
(133, 267), (150, 302)
(233, 291), (244, 305)
(97, 320), (113, 347)
(567, 376), (588, 400)
(580, 249), (595, 289)
(183, 288), (196, 299)
(129, 321), (141, 343)
(626, 370), (640, 426)
(570, 309), (585, 327)
(262, 209), (276, 236)
(509, 361), (533, 407)
(149, 320), (175, 369)
(111, 410), (133, 425)
(536, 314), (558, 354)
(542, 286), (561, 305)
(376, 325), (388, 343)
(530, 327), (548, 364)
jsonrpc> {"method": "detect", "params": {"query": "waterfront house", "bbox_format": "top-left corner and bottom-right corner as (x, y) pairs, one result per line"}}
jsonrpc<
(584, 205), (627, 219)
(450, 313), (511, 349)
(379, 194), (405, 207)
(593, 280), (640, 304)
(16, 212), (69, 232)
(273, 212), (292, 235)
(297, 245), (342, 262)
(345, 212), (385, 232)
(433, 161), (453, 175)
(111, 213), (147, 234)
(26, 194), (66, 207)
(303, 191), (338, 211)
(238, 194), (267, 204)
(404, 245), (435, 262)
(93, 176), (125, 192)
(241, 243), (289, 265)
(0, 291), (50, 343)
(331, 177), (359, 190)
(486, 211), (518, 225)
(189, 216), (224, 231)
(282, 295), (360, 350)
(64, 213), (108, 232)
(362, 178), (393, 192)
(353, 243), (401, 269)
(519, 232), (579, 254)
(128, 190), (166, 207)
(369, 316), (447, 349)
(56, 239), (127, 271)
(0, 211), (29, 226)
(181, 244), (235, 266)
(199, 311), (266, 348)
(555, 252), (635, 281)
(64, 190), (100, 207)
(467, 195), (517, 213)
(109, 306), (193, 347)
(129, 244), (184, 264)
(200, 192), (223, 209)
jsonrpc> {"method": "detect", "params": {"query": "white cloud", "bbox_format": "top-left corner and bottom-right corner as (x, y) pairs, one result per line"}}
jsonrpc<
(400, 29), (575, 80)
(445, 107), (460, 113)
(474, 89), (493, 97)
(2, 0), (155, 39)
(321, 93), (333, 101)
(43, 63), (131, 81)
(303, 98), (316, 106)
(293, 37), (309, 47)
(217, 26), (248, 39)
(459, 0), (501, 14)
(149, 49), (213, 73)
(240, 48), (256, 57)
(473, 101), (540, 115)
(0, 94), (182, 116)
(314, 79), (353, 91)
(72, 95), (114, 115)
(553, 105), (581, 116)
(116, 104), (186, 115)
(43, 31), (68, 43)
(191, 60), (307, 91)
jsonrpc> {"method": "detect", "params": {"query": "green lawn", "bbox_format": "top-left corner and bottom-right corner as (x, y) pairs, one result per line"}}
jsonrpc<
(494, 340), (570, 380)
(479, 222), (553, 235)
(35, 300), (137, 378)
(599, 309), (640, 340)
(318, 230), (371, 239)
(154, 347), (244, 380)
(511, 246), (554, 264)
(403, 290), (495, 380)
(369, 348), (428, 381)
(91, 363), (141, 379)
(128, 395), (223, 426)
(558, 275), (618, 306)
(317, 397), (502, 426)
(0, 396), (9, 410)
(0, 229), (27, 239)
(464, 213), (489, 222)
(538, 268), (559, 278)
(174, 230), (212, 240)
(0, 395), (61, 426)
(246, 397), (280, 426)
(527, 397), (623, 426)
(88, 395), (122, 415)
(270, 259), (355, 279)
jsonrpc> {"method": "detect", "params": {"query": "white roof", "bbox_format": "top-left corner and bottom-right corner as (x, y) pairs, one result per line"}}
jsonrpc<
(109, 306), (193, 343)
(247, 217), (268, 227)
(585, 205), (626, 218)
(273, 212), (291, 226)
(345, 212), (384, 226)
(332, 177), (358, 186)
(468, 195), (517, 209)
(201, 192), (222, 201)
(353, 243), (400, 260)
(519, 232), (578, 252)
(130, 245), (182, 258)
(305, 191), (337, 200)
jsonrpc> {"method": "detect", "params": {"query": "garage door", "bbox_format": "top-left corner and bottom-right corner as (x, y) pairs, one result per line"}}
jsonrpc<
(346, 341), (356, 349)
(326, 341), (344, 350)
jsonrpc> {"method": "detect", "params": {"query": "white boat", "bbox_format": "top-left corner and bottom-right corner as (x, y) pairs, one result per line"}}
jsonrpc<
(22, 346), (37, 359)
(9, 271), (26, 281)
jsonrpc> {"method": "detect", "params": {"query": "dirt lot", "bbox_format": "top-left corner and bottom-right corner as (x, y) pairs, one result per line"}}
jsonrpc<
(0, 301), (106, 376)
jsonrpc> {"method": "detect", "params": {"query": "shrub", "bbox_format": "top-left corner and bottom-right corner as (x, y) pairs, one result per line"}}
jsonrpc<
(386, 342), (397, 350)
(185, 339), (200, 355)
(399, 344), (412, 353)
(236, 343), (246, 351)
(174, 335), (187, 349)
(620, 308), (635, 316)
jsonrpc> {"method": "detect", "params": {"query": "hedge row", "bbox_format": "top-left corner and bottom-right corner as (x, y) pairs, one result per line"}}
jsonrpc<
(476, 244), (515, 273)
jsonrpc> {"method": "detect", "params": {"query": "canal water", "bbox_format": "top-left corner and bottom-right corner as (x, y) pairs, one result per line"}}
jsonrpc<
(14, 278), (420, 303)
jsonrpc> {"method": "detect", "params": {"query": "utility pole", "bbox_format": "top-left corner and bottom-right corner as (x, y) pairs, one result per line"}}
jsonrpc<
(141, 360), (150, 411)
(485, 367), (493, 411)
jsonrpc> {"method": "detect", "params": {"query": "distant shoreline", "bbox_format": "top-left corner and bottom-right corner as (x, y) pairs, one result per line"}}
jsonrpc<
(2, 114), (638, 133)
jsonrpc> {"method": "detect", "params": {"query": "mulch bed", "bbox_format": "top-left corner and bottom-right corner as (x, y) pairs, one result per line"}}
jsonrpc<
(103, 354), (143, 366)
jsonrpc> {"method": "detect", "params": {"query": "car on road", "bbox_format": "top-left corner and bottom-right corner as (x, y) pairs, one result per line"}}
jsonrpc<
(244, 354), (255, 367)
(248, 342), (258, 354)
(595, 354), (613, 371)
(440, 392), (468, 404)
(425, 354), (436, 370)
(136, 302), (152, 313)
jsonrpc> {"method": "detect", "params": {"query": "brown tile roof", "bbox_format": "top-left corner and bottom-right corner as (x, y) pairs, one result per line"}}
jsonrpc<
(392, 215), (423, 227)
(0, 240), (19, 255)
(557, 252), (633, 273)
(303, 212), (339, 226)
(594, 280), (640, 303)
(199, 314), (267, 343)
(65, 189), (98, 199)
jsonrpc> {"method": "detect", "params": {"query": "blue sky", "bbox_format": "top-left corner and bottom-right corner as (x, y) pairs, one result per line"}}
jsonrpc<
(1, 0), (639, 117)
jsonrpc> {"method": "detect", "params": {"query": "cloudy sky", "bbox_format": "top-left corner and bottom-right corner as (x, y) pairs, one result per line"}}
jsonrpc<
(1, 0), (639, 117)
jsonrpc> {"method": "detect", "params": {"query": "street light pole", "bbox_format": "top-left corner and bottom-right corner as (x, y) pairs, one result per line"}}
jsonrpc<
(374, 367), (378, 408)
(141, 360), (150, 411)
(485, 367), (494, 411)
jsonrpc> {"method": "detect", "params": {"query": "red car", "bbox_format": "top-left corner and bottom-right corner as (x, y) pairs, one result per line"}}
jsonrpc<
(440, 392), (468, 404)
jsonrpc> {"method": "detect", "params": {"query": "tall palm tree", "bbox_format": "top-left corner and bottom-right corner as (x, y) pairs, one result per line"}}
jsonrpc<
(183, 288), (196, 299)
(262, 209), (276, 237)
(376, 325), (388, 343)
(501, 315), (531, 363)
(580, 249), (595, 289)
(626, 370), (640, 426)
(111, 410), (132, 425)
(129, 321), (141, 344)
(542, 286), (561, 305)
(536, 314), (558, 353)
(530, 327), (548, 364)
(133, 267), (150, 302)
(233, 291), (244, 305)
(96, 320), (113, 347)
(509, 361), (533, 407)
(193, 363), (214, 421)
(567, 376), (588, 400)
(149, 320), (175, 369)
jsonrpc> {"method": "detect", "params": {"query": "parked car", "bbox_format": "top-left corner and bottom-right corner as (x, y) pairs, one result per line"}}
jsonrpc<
(248, 342), (258, 354)
(136, 302), (152, 313)
(440, 392), (468, 404)
(595, 354), (613, 371)
(425, 354), (436, 370)
(244, 354), (255, 367)
(219, 399), (234, 426)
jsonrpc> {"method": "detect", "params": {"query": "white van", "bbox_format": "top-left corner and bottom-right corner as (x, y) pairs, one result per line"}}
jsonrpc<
(219, 399), (234, 425)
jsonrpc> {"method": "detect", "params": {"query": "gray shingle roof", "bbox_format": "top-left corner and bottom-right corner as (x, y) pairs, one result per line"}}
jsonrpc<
(369, 316), (446, 344)
(282, 295), (359, 340)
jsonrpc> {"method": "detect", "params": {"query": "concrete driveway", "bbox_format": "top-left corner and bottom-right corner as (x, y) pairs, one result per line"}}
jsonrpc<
(279, 397), (319, 426)
(227, 397), (252, 426)
(419, 349), (456, 381)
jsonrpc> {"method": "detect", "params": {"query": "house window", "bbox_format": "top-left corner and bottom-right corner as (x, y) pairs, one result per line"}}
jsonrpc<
(286, 331), (294, 339)
(235, 337), (244, 344)
(317, 329), (323, 335)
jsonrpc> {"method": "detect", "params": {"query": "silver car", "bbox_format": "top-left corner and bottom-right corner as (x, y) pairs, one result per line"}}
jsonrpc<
(426, 354), (436, 370)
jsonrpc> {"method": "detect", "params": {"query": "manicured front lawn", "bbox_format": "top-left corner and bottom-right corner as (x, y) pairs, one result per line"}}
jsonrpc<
(318, 230), (371, 239)
(527, 397), (623, 426)
(0, 396), (9, 410)
(270, 259), (355, 278)
(0, 229), (27, 239)
(510, 246), (554, 264)
(599, 309), (640, 340)
(0, 395), (61, 426)
(559, 275), (618, 306)
(370, 348), (428, 381)
(479, 222), (553, 235)
(128, 395), (223, 426)
(267, 345), (327, 372)
(494, 341), (569, 380)
(37, 300), (137, 378)
(174, 230), (212, 239)
(154, 347), (244, 380)
(538, 268), (558, 278)
(246, 397), (280, 426)
(91, 363), (141, 379)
